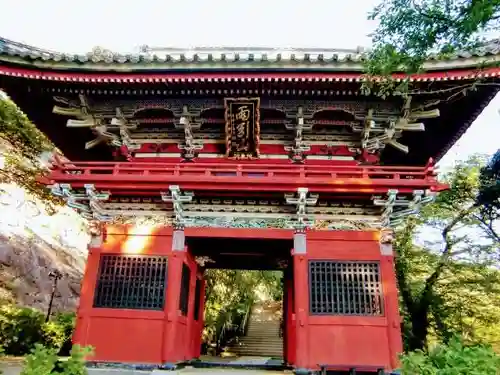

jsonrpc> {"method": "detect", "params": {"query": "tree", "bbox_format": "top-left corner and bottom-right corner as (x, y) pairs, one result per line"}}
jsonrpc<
(368, 0), (500, 75)
(365, 0), (500, 96)
(394, 154), (500, 351)
(202, 269), (282, 351)
(0, 97), (61, 208)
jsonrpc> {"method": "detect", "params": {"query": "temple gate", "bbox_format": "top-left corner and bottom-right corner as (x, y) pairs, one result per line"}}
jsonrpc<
(1, 39), (499, 373)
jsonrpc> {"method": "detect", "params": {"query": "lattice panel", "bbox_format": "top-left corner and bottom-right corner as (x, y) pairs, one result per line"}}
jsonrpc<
(94, 255), (168, 310)
(309, 261), (383, 316)
(179, 263), (191, 316)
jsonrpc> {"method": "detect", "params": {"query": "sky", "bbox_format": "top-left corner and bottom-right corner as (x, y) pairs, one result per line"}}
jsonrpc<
(0, 0), (498, 168)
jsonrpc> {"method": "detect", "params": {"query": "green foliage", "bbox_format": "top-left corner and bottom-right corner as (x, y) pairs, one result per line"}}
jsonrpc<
(52, 313), (77, 356)
(20, 344), (93, 375)
(394, 154), (500, 351)
(56, 345), (94, 375)
(0, 304), (76, 356)
(0, 305), (46, 355)
(0, 345), (4, 375)
(400, 336), (500, 374)
(0, 98), (51, 160)
(0, 98), (61, 206)
(42, 313), (76, 356)
(365, 0), (500, 95)
(203, 270), (282, 349)
(20, 344), (58, 375)
(368, 0), (500, 73)
(477, 149), (500, 235)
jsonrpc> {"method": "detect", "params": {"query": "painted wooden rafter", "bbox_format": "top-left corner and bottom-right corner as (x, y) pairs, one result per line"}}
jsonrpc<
(49, 182), (112, 221)
(284, 106), (312, 162)
(53, 96), (139, 151)
(356, 97), (440, 154)
(285, 187), (318, 229)
(161, 185), (194, 228)
(176, 105), (203, 160)
(373, 188), (436, 227)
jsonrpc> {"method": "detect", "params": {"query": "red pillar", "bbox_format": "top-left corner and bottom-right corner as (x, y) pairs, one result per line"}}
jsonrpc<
(380, 254), (403, 369)
(292, 231), (310, 373)
(72, 229), (103, 348)
(162, 230), (187, 364)
(185, 256), (197, 360)
(379, 231), (403, 369)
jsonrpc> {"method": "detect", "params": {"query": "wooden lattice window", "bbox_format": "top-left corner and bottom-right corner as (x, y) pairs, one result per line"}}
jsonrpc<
(193, 278), (202, 321)
(179, 263), (191, 316)
(93, 255), (168, 310)
(309, 261), (383, 316)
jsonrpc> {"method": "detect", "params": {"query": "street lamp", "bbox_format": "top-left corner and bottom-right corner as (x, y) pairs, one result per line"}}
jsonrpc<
(46, 269), (63, 322)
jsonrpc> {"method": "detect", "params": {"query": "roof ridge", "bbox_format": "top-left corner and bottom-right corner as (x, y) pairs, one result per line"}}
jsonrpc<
(138, 45), (367, 54)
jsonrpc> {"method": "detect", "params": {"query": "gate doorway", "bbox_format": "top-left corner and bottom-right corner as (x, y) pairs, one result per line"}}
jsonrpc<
(186, 236), (294, 369)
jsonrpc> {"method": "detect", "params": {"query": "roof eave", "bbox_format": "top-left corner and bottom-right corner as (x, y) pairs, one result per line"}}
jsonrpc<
(0, 53), (499, 73)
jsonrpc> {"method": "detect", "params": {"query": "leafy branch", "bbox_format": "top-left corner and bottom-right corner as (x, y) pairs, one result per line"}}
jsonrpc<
(0, 97), (62, 209)
(364, 0), (500, 96)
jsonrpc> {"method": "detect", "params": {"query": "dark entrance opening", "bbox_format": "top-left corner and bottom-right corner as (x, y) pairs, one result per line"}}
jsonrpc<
(186, 236), (293, 370)
(188, 237), (292, 270)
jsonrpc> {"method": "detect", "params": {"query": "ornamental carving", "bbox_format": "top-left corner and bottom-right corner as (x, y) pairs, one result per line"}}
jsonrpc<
(380, 227), (395, 244)
(224, 97), (261, 158)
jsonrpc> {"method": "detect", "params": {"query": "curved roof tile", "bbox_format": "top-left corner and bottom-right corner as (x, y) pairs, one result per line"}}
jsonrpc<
(1, 37), (500, 71)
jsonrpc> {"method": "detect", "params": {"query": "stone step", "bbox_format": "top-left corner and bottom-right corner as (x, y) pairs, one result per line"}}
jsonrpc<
(234, 347), (283, 354)
(238, 340), (282, 347)
(245, 332), (280, 337)
(231, 348), (283, 357)
(246, 327), (280, 333)
(247, 324), (280, 332)
(245, 333), (283, 340)
(245, 333), (280, 339)
(231, 343), (283, 351)
(235, 342), (282, 348)
(231, 350), (283, 358)
(248, 323), (280, 327)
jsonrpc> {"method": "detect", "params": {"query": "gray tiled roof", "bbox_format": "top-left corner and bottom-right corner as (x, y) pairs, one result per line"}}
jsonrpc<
(0, 38), (368, 64)
(0, 37), (499, 67)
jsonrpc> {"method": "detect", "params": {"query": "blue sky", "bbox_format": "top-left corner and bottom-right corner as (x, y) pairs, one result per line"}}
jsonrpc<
(0, 0), (498, 167)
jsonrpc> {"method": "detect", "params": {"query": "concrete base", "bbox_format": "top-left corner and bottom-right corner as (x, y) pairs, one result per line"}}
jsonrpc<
(0, 362), (289, 375)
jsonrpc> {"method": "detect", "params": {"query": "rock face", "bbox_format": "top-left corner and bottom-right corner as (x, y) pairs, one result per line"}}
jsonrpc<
(0, 183), (89, 312)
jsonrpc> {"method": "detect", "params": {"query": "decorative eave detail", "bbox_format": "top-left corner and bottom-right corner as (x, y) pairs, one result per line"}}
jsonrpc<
(356, 97), (440, 154)
(53, 95), (138, 154)
(50, 183), (112, 221)
(285, 187), (319, 230)
(373, 189), (436, 227)
(176, 105), (203, 160)
(161, 185), (194, 228)
(284, 106), (312, 162)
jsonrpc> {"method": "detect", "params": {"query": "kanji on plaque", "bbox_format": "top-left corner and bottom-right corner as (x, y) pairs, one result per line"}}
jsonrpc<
(224, 97), (260, 158)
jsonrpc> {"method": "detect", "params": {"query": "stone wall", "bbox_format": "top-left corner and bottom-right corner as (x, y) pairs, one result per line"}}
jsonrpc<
(0, 183), (88, 312)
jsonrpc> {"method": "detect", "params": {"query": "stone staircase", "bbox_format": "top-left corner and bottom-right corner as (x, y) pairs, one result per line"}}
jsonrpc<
(229, 301), (283, 358)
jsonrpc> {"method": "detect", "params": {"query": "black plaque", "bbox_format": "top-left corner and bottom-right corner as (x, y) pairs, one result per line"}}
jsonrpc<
(224, 97), (260, 158)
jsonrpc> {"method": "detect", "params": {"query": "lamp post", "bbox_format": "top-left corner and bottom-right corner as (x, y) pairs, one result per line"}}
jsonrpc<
(46, 269), (63, 322)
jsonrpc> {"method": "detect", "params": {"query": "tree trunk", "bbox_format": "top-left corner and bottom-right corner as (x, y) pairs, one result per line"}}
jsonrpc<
(408, 305), (430, 351)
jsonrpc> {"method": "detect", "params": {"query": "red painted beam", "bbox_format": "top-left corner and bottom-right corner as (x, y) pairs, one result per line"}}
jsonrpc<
(45, 182), (440, 194)
(1, 63), (499, 83)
